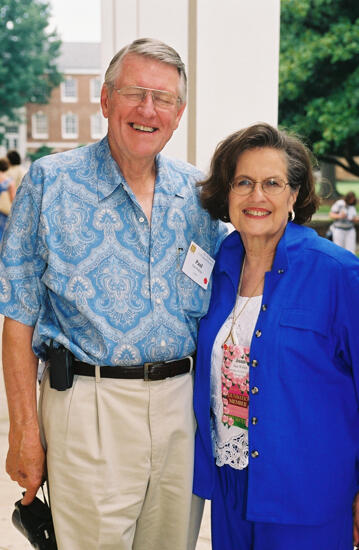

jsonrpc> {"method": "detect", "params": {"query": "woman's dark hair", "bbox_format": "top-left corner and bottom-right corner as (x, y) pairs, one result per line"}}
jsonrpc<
(0, 158), (9, 172)
(344, 191), (357, 206)
(199, 122), (320, 225)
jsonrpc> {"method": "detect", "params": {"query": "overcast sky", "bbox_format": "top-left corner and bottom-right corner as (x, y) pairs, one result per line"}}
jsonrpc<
(48, 0), (101, 42)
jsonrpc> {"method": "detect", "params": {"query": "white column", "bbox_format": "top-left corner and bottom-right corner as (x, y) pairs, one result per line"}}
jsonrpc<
(100, 0), (280, 171)
(18, 108), (27, 160)
(195, 0), (280, 171)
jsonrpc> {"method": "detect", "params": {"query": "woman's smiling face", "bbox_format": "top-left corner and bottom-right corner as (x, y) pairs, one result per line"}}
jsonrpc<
(228, 147), (298, 244)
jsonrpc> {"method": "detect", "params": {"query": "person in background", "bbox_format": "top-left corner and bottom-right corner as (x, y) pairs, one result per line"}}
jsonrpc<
(193, 123), (359, 550)
(6, 150), (26, 190)
(330, 191), (359, 254)
(0, 158), (15, 239)
(0, 38), (224, 550)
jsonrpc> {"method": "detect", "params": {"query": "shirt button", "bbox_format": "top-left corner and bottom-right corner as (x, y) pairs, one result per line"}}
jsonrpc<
(255, 330), (262, 338)
(150, 257), (154, 263)
(251, 359), (258, 367)
(261, 304), (267, 311)
(251, 450), (259, 458)
(139, 217), (145, 223)
(251, 386), (259, 394)
(160, 340), (166, 347)
(277, 268), (284, 274)
(156, 298), (161, 304)
(251, 417), (258, 425)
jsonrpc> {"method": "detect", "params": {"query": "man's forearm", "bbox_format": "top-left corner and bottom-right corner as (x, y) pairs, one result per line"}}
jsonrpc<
(2, 317), (38, 425)
(2, 317), (45, 503)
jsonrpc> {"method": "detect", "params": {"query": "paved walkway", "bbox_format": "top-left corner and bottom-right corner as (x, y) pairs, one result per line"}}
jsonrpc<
(0, 316), (211, 549)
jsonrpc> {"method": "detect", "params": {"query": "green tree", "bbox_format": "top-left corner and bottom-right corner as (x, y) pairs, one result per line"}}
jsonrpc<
(0, 0), (62, 126)
(27, 145), (54, 162)
(279, 0), (359, 183)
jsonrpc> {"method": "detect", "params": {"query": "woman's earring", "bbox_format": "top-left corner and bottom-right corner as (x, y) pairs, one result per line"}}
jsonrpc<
(289, 210), (295, 222)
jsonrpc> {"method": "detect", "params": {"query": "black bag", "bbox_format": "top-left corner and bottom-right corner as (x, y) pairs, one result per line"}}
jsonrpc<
(12, 484), (57, 549)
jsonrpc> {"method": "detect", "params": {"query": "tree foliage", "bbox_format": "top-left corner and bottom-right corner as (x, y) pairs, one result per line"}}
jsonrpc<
(27, 145), (54, 162)
(0, 0), (62, 124)
(279, 0), (359, 177)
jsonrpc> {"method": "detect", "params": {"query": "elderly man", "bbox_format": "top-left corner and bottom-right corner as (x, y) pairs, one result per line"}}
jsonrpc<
(0, 39), (224, 550)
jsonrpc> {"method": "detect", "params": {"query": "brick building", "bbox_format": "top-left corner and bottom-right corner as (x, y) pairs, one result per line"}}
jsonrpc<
(26, 42), (105, 154)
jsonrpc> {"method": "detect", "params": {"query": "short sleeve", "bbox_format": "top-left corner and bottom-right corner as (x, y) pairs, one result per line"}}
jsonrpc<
(330, 200), (343, 214)
(0, 168), (45, 326)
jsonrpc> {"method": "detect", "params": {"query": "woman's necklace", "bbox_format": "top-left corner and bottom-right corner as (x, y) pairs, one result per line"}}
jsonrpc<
(224, 257), (264, 345)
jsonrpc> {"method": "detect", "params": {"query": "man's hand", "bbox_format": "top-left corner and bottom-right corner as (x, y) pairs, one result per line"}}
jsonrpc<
(6, 426), (45, 505)
(353, 491), (359, 547)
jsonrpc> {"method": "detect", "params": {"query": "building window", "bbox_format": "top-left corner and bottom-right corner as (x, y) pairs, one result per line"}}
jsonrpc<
(5, 124), (19, 134)
(62, 113), (78, 139)
(32, 112), (48, 139)
(61, 77), (78, 102)
(5, 137), (18, 150)
(5, 124), (19, 149)
(90, 77), (101, 102)
(91, 112), (103, 139)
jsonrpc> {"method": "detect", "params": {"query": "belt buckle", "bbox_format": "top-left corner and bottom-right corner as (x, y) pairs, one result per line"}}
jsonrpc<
(143, 362), (151, 381)
(143, 360), (163, 381)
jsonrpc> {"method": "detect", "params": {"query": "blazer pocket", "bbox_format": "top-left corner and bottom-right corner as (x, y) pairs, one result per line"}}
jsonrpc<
(280, 308), (328, 337)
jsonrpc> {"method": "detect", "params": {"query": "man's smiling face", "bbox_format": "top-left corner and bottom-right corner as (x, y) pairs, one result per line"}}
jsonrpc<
(101, 53), (186, 167)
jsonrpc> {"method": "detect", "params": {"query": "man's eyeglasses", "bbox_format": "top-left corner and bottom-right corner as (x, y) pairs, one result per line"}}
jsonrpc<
(115, 86), (181, 111)
(230, 177), (290, 196)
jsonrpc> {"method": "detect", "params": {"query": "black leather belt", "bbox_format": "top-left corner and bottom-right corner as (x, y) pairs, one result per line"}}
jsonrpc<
(73, 355), (195, 381)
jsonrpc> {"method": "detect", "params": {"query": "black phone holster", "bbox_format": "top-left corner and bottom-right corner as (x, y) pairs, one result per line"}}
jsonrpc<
(47, 343), (74, 391)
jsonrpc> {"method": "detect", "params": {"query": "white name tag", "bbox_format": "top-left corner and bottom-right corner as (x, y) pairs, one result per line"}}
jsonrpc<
(181, 241), (215, 290)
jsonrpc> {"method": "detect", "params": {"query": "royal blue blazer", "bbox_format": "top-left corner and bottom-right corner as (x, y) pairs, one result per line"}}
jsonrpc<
(193, 222), (359, 525)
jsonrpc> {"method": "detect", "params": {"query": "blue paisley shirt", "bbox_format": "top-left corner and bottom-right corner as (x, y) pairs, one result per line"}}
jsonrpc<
(0, 138), (224, 365)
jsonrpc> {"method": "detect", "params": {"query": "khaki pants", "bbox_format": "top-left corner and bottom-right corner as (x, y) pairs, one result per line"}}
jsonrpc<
(39, 369), (203, 550)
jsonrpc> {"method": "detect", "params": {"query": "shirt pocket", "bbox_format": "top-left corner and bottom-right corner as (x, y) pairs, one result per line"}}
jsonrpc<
(175, 241), (210, 318)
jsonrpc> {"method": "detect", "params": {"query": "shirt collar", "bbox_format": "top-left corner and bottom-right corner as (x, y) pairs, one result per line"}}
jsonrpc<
(96, 137), (126, 201)
(218, 222), (304, 280)
(274, 221), (315, 271)
(154, 154), (185, 199)
(217, 230), (244, 286)
(96, 138), (184, 202)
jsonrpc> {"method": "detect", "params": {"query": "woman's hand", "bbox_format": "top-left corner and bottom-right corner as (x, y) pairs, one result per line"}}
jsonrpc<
(329, 210), (347, 220)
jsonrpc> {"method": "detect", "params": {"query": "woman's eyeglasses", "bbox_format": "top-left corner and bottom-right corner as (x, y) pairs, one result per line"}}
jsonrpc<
(230, 177), (290, 196)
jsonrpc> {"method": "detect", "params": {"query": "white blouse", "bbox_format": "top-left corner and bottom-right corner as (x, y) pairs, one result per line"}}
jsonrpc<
(210, 295), (262, 469)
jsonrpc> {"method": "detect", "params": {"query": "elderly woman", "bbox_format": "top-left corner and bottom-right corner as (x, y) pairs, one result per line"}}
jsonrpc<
(193, 123), (359, 550)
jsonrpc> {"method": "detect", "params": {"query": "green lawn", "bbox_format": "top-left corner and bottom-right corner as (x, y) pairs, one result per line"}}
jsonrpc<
(318, 204), (331, 214)
(336, 180), (359, 196)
